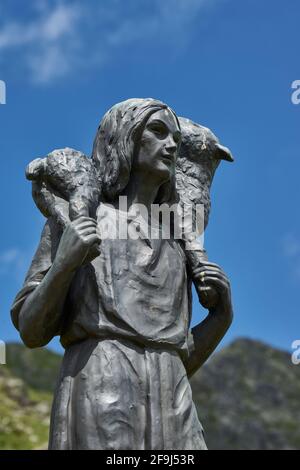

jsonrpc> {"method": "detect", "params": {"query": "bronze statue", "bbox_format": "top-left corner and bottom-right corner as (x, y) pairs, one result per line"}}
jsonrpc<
(11, 98), (233, 450)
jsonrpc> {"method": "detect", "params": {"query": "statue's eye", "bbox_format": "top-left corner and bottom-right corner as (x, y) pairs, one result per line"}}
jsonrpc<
(148, 122), (168, 139)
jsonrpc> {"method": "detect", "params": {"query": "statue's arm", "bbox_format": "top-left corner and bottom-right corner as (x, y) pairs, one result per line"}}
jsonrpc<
(11, 216), (100, 348)
(184, 261), (233, 378)
(17, 260), (76, 349)
(185, 307), (232, 378)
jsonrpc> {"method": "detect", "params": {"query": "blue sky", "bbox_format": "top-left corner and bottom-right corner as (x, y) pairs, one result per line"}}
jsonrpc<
(0, 0), (299, 354)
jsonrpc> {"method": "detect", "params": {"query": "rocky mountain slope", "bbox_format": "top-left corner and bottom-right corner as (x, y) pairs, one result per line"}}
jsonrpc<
(191, 338), (300, 449)
(0, 338), (299, 450)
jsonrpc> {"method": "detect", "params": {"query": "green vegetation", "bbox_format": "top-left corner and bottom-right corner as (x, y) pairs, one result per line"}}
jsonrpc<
(0, 365), (52, 450)
(5, 343), (61, 392)
(0, 343), (61, 449)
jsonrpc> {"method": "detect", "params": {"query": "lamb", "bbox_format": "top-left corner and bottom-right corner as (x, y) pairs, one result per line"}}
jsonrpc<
(26, 148), (102, 228)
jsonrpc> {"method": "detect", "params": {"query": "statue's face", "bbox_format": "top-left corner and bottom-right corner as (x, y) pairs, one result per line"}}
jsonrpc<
(133, 109), (181, 182)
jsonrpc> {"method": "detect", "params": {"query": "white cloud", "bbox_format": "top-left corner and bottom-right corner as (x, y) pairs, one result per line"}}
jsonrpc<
(28, 43), (73, 82)
(0, 249), (19, 264)
(0, 2), (82, 83)
(0, 248), (30, 282)
(283, 234), (300, 258)
(0, 0), (222, 84)
(0, 3), (81, 47)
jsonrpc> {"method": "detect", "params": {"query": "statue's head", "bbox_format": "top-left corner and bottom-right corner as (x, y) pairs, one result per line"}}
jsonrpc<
(92, 98), (181, 203)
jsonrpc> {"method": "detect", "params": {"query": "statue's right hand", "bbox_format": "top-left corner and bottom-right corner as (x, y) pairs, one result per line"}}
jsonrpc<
(54, 216), (101, 272)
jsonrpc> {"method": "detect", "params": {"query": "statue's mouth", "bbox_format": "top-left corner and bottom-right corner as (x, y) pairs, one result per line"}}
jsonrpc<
(161, 153), (174, 163)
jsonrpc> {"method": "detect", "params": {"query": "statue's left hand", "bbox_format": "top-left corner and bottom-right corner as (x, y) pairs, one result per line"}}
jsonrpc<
(192, 261), (233, 316)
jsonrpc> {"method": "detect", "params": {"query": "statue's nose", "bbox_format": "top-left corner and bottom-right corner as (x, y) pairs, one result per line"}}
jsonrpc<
(165, 137), (177, 155)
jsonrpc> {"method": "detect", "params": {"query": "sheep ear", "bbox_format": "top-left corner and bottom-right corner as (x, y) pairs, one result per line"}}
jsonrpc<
(216, 144), (234, 162)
